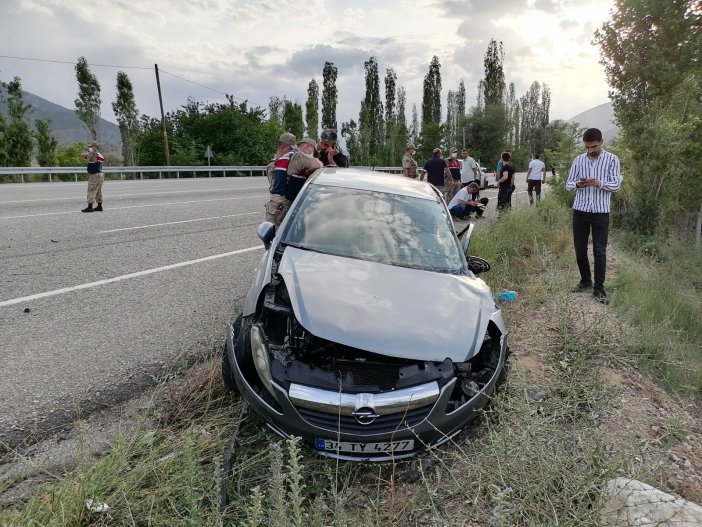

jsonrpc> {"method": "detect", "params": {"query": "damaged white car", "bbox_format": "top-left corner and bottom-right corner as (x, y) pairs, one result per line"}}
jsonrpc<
(223, 168), (509, 460)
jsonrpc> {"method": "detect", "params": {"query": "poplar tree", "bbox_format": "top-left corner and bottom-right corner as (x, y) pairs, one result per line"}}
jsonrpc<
(384, 68), (402, 165)
(321, 62), (338, 130)
(455, 79), (466, 120)
(305, 79), (319, 140)
(74, 57), (102, 142)
(445, 89), (456, 147)
(384, 68), (397, 125)
(420, 56), (442, 157)
(482, 40), (505, 107)
(268, 96), (283, 123)
(358, 57), (384, 163)
(421, 56), (442, 125)
(282, 100), (304, 140)
(5, 77), (33, 166)
(391, 85), (409, 164)
(397, 86), (407, 127)
(112, 71), (139, 165)
(35, 119), (58, 166)
(410, 104), (419, 145)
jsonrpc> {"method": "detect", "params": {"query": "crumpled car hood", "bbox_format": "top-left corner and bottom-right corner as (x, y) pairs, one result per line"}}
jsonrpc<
(277, 247), (495, 362)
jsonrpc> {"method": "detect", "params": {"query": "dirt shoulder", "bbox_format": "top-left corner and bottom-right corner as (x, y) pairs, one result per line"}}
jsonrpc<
(502, 246), (702, 504)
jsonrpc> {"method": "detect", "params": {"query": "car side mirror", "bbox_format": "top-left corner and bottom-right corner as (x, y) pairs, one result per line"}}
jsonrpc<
(257, 222), (276, 249)
(467, 256), (490, 274)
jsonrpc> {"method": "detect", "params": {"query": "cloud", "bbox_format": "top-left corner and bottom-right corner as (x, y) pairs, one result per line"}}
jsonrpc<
(287, 45), (369, 78)
(1, 0), (614, 130)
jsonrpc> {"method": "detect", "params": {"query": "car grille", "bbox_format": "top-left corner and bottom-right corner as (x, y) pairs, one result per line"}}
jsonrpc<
(296, 405), (432, 435)
(318, 362), (401, 391)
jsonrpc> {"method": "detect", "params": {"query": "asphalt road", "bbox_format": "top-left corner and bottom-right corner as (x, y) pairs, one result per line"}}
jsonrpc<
(0, 171), (534, 450)
(0, 177), (270, 450)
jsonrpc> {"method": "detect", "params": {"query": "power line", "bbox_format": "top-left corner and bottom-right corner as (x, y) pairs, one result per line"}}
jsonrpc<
(159, 69), (229, 96)
(0, 54), (152, 70)
(0, 54), (229, 96)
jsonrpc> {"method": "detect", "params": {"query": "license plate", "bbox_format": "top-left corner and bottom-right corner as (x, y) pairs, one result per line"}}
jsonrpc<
(315, 438), (414, 454)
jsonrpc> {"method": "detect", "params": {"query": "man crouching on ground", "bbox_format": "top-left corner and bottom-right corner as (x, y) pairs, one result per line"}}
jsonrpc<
(447, 181), (489, 221)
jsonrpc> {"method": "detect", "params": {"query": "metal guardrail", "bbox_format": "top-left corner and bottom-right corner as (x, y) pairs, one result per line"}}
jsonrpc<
(0, 165), (404, 183)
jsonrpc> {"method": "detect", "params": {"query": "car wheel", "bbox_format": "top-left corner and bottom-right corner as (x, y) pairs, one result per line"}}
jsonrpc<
(222, 314), (242, 393)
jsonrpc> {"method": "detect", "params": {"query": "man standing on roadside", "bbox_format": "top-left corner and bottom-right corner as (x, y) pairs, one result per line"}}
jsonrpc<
(265, 132), (297, 226)
(445, 147), (462, 203)
(460, 148), (479, 187)
(566, 128), (622, 304)
(496, 151), (515, 212)
(423, 148), (453, 198)
(526, 153), (547, 205)
(80, 141), (105, 212)
(402, 143), (419, 179)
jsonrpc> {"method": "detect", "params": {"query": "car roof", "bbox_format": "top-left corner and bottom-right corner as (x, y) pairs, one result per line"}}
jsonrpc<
(310, 168), (440, 201)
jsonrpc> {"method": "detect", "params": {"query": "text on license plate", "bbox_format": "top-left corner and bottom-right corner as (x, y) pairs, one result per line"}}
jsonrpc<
(315, 438), (414, 454)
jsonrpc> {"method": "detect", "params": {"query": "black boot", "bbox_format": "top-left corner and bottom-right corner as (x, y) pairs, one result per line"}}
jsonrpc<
(82, 203), (94, 213)
(94, 203), (103, 212)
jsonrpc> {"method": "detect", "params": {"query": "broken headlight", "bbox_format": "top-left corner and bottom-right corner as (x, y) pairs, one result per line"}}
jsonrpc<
(251, 324), (276, 399)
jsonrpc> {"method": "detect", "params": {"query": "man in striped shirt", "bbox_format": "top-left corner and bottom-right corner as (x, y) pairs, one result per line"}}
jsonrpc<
(566, 128), (622, 303)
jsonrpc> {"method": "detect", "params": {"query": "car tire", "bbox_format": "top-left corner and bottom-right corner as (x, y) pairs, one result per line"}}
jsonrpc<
(222, 314), (242, 393)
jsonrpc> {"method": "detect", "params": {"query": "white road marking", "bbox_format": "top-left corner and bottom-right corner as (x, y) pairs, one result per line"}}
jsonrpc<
(0, 195), (268, 220)
(100, 212), (260, 233)
(0, 186), (267, 204)
(0, 245), (263, 308)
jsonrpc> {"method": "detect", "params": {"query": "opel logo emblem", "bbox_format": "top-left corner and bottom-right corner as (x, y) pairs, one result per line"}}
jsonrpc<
(352, 407), (380, 425)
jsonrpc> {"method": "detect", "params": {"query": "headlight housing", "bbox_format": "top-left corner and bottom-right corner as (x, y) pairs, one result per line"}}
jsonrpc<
(251, 324), (276, 399)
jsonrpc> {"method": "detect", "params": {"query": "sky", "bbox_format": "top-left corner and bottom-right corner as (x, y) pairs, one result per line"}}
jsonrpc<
(0, 0), (615, 131)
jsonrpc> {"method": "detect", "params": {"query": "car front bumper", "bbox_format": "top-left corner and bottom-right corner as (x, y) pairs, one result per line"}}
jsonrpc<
(226, 322), (509, 461)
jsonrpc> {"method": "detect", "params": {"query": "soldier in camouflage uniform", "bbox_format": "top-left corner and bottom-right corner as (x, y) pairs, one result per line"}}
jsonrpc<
(402, 144), (419, 179)
(80, 141), (106, 212)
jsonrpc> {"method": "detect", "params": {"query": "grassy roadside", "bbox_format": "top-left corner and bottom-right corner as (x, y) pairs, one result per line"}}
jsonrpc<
(1, 196), (700, 526)
(609, 235), (702, 399)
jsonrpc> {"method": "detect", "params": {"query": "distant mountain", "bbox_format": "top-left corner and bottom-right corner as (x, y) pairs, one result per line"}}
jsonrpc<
(0, 88), (122, 154)
(568, 102), (619, 142)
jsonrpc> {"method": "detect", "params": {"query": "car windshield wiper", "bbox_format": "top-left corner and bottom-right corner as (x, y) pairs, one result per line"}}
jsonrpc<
(281, 241), (324, 254)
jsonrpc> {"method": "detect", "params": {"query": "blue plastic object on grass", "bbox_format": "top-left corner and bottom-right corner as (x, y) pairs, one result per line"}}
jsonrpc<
(496, 290), (518, 301)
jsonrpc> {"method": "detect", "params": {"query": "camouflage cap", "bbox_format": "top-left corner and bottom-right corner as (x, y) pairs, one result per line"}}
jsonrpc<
(298, 137), (317, 149)
(449, 147), (457, 153)
(89, 141), (99, 147)
(278, 132), (297, 146)
(406, 143), (416, 151)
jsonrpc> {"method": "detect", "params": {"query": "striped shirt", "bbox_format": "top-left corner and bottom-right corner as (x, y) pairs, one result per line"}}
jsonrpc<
(566, 150), (622, 213)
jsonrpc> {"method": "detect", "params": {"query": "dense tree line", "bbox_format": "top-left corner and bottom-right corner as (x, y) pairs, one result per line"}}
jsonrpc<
(595, 0), (701, 246)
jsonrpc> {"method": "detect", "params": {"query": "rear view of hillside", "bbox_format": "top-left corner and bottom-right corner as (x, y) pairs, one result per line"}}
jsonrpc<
(569, 101), (619, 142)
(0, 88), (122, 154)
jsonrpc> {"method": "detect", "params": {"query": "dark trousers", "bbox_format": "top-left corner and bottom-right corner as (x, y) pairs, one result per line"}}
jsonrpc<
(572, 210), (610, 290)
(497, 186), (513, 212)
(527, 180), (541, 203)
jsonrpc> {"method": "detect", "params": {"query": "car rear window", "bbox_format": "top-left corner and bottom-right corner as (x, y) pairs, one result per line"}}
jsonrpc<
(282, 185), (465, 274)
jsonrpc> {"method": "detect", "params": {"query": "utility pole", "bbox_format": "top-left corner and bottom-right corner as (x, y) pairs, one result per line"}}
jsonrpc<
(154, 63), (171, 167)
